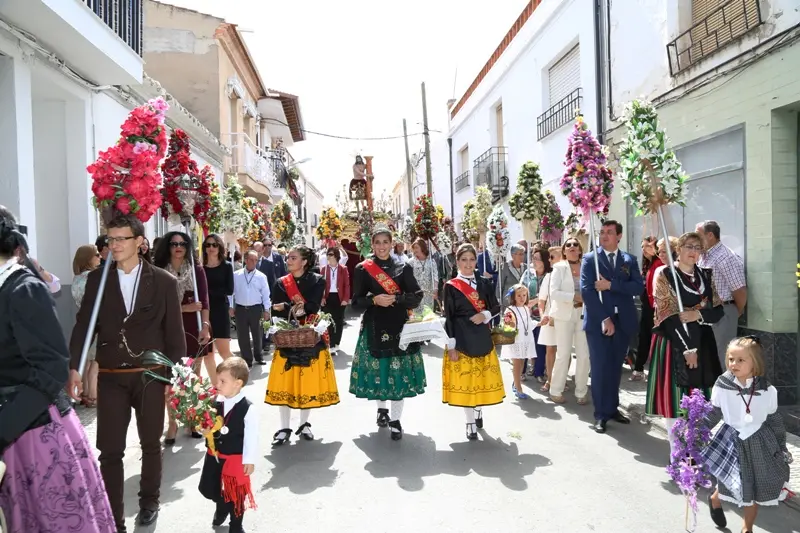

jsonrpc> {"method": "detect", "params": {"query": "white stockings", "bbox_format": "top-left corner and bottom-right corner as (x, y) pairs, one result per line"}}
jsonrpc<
(377, 400), (405, 422)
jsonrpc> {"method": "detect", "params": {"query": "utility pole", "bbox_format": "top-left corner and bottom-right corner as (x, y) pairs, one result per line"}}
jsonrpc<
(421, 82), (433, 196)
(403, 119), (414, 214)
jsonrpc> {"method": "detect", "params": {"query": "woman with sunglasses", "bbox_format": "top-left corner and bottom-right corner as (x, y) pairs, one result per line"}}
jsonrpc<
(202, 234), (235, 366)
(548, 238), (590, 404)
(647, 232), (724, 458)
(154, 231), (211, 444)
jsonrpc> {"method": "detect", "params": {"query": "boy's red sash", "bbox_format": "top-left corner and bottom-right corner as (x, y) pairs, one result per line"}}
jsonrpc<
(447, 278), (486, 313)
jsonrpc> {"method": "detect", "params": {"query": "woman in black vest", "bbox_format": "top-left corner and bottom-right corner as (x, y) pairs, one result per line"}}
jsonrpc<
(264, 245), (339, 446)
(443, 243), (505, 440)
(349, 224), (426, 441)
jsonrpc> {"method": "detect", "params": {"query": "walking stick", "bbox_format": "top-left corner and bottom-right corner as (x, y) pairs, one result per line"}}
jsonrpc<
(76, 257), (113, 378)
(184, 221), (203, 333)
(656, 207), (689, 334)
(587, 211), (603, 303)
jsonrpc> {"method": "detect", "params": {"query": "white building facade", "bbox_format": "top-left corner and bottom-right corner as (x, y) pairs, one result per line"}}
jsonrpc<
(0, 1), (227, 334)
(602, 0), (800, 412)
(446, 0), (599, 244)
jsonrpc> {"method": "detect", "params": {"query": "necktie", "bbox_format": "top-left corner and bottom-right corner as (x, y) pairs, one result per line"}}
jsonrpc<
(608, 252), (615, 270)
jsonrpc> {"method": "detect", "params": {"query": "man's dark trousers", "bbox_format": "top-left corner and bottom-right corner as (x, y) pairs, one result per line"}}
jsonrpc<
(235, 304), (263, 364)
(97, 371), (166, 532)
(586, 316), (631, 421)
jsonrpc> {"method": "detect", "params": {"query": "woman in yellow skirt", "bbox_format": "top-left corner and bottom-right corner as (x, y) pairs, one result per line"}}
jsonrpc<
(265, 245), (339, 445)
(443, 243), (505, 440)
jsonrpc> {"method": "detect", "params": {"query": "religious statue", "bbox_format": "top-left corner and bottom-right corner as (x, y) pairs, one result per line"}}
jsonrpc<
(349, 155), (368, 211)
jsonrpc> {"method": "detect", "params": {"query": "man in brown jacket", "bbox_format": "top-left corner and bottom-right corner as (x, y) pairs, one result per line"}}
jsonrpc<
(67, 214), (186, 533)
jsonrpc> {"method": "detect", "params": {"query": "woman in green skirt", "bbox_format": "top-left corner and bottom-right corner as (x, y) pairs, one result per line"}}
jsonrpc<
(349, 224), (426, 441)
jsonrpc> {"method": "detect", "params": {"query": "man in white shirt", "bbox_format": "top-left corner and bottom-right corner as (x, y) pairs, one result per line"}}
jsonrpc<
(231, 250), (271, 367)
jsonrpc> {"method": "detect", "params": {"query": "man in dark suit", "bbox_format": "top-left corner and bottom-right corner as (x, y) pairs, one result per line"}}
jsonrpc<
(580, 219), (644, 434)
(67, 214), (186, 532)
(257, 238), (287, 290)
(257, 238), (286, 350)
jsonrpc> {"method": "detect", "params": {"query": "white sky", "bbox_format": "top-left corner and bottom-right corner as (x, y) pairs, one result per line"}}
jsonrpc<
(158, 0), (530, 204)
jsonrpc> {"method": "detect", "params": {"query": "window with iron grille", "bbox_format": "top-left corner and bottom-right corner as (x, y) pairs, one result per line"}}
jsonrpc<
(454, 171), (470, 192)
(668, 0), (762, 75)
(548, 45), (580, 107)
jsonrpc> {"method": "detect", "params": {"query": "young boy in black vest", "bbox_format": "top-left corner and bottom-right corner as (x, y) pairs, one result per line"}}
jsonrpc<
(198, 357), (258, 533)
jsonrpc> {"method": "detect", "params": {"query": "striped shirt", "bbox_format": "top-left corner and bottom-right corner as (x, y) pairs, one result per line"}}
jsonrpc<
(697, 242), (745, 302)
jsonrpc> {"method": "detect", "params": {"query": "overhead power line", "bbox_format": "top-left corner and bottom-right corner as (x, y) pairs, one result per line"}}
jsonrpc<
(261, 117), (441, 141)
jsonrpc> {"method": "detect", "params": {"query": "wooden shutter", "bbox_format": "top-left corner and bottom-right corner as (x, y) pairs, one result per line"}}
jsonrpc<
(689, 0), (759, 65)
(548, 45), (581, 107)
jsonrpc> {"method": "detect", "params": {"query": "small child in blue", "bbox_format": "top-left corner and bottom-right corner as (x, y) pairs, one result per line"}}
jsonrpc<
(198, 357), (259, 533)
(703, 336), (792, 533)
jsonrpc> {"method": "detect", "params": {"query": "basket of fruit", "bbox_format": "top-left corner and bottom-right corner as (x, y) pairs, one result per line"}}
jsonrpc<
(491, 324), (518, 346)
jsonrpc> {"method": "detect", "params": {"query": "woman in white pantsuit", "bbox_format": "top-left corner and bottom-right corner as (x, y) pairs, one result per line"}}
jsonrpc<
(547, 238), (590, 404)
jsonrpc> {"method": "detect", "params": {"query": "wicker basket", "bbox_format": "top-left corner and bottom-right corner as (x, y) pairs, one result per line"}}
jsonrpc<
(272, 308), (320, 349)
(491, 330), (518, 346)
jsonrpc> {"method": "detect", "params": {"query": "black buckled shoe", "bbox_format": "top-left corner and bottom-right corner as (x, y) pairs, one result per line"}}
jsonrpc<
(707, 494), (727, 528)
(388, 420), (403, 441)
(466, 423), (478, 440)
(212, 508), (229, 526)
(376, 408), (390, 428)
(295, 422), (314, 441)
(474, 408), (484, 429)
(137, 508), (159, 526)
(272, 428), (292, 446)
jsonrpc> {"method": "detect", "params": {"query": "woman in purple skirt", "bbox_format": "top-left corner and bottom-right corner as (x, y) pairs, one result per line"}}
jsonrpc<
(0, 206), (114, 533)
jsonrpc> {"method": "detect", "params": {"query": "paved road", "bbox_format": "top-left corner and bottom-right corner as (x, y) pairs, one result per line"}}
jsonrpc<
(77, 311), (798, 533)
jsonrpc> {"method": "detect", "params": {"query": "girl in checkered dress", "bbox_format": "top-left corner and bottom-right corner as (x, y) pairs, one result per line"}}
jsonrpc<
(704, 336), (793, 532)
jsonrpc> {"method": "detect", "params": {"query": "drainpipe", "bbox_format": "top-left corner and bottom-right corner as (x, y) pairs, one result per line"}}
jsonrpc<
(447, 137), (454, 219)
(593, 0), (606, 144)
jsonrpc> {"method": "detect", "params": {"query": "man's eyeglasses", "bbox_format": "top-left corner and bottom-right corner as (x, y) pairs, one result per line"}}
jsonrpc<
(204, 242), (219, 248)
(107, 236), (136, 244)
(170, 241), (188, 248)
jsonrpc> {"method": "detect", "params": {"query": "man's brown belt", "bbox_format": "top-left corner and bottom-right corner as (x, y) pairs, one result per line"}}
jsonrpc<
(98, 364), (164, 374)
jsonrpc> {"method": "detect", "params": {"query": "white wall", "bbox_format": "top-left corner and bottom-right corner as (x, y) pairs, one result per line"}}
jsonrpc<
(609, 0), (800, 117)
(448, 0), (598, 243)
(32, 100), (70, 282)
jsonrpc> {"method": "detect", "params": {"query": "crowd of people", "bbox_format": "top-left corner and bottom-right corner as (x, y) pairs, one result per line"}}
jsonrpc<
(0, 202), (793, 533)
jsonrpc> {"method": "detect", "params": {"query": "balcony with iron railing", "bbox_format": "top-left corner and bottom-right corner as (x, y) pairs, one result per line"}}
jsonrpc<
(473, 147), (509, 203)
(224, 133), (275, 202)
(83, 0), (143, 56)
(454, 171), (470, 192)
(537, 88), (582, 141)
(667, 0), (762, 76)
(0, 0), (144, 84)
(267, 153), (302, 205)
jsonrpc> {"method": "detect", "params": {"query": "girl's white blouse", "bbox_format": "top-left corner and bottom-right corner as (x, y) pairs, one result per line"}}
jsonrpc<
(711, 377), (778, 440)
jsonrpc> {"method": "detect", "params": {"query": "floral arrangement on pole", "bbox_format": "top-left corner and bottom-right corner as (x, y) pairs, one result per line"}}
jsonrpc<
(441, 216), (458, 253)
(160, 129), (212, 228)
(540, 190), (565, 244)
(270, 199), (296, 244)
(218, 178), (250, 243)
(560, 115), (614, 219)
(619, 99), (688, 321)
(242, 197), (261, 244)
(486, 205), (510, 258)
(88, 98), (169, 222)
(435, 204), (445, 226)
(356, 208), (374, 257)
(460, 199), (480, 244)
(468, 186), (493, 243)
(412, 193), (440, 242)
(141, 350), (223, 456)
(206, 179), (223, 233)
(666, 389), (714, 531)
(619, 99), (688, 216)
(315, 207), (343, 246)
(508, 161), (547, 241)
